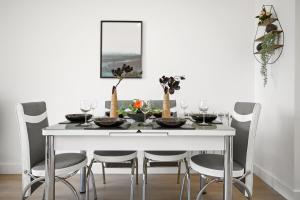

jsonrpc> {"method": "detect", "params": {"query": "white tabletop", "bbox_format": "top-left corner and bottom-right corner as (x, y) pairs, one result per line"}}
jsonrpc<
(43, 122), (235, 137)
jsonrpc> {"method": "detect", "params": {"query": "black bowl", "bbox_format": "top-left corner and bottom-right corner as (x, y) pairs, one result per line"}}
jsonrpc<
(93, 117), (126, 127)
(190, 114), (217, 123)
(155, 118), (186, 128)
(65, 114), (93, 123)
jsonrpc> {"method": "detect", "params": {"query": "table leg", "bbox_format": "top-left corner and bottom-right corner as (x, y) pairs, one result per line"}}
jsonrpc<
(79, 150), (87, 193)
(223, 136), (233, 200)
(45, 135), (55, 200)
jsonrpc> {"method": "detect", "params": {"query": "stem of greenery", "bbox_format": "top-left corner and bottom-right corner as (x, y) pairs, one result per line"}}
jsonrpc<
(260, 32), (278, 87)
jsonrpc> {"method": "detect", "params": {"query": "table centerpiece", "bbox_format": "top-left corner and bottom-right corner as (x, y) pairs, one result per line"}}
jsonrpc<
(159, 75), (185, 118)
(110, 64), (133, 117)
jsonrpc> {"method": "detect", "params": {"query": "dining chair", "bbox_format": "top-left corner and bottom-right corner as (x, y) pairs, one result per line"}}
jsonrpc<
(179, 102), (261, 200)
(16, 102), (96, 200)
(86, 100), (138, 200)
(142, 100), (189, 199)
(88, 151), (138, 200)
(95, 101), (138, 185)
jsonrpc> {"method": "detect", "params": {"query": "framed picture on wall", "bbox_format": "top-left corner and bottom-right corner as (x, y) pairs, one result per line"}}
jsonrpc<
(100, 20), (143, 78)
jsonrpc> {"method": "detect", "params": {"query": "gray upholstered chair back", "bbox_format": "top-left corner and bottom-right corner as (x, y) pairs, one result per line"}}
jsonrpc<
(231, 102), (261, 194)
(105, 100), (177, 116)
(17, 102), (49, 195)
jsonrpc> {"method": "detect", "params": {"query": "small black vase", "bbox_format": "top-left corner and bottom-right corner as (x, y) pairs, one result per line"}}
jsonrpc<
(266, 24), (278, 33)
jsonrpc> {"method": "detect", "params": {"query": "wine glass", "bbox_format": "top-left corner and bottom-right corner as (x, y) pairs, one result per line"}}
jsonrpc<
(80, 100), (91, 126)
(90, 99), (98, 117)
(180, 100), (188, 117)
(140, 100), (151, 123)
(218, 111), (225, 124)
(199, 100), (209, 125)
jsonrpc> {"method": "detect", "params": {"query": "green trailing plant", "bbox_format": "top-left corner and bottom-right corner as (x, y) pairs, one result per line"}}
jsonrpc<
(260, 32), (278, 86)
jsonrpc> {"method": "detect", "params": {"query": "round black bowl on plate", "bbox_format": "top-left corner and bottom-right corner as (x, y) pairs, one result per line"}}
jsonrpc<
(93, 117), (126, 128)
(190, 114), (217, 123)
(155, 118), (186, 128)
(65, 114), (93, 123)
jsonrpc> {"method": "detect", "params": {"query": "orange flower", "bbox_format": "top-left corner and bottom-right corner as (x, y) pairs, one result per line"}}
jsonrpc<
(133, 100), (143, 109)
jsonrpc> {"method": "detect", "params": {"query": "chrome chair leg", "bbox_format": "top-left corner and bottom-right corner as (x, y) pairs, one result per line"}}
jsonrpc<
(58, 178), (80, 200)
(86, 159), (96, 200)
(196, 178), (219, 200)
(130, 160), (135, 200)
(90, 170), (97, 200)
(200, 174), (207, 197)
(135, 158), (139, 185)
(22, 177), (45, 200)
(101, 162), (106, 184)
(177, 160), (182, 184)
(142, 157), (147, 200)
(179, 171), (188, 200)
(42, 188), (45, 200)
(233, 178), (252, 200)
(186, 173), (191, 200)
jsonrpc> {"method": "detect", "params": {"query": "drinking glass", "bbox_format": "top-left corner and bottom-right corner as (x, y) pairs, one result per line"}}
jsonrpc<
(218, 111), (225, 124)
(141, 100), (151, 123)
(80, 100), (91, 126)
(198, 100), (209, 125)
(90, 99), (98, 117)
(180, 100), (188, 117)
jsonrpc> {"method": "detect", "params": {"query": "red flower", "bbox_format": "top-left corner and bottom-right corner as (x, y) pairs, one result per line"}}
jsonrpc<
(133, 100), (143, 109)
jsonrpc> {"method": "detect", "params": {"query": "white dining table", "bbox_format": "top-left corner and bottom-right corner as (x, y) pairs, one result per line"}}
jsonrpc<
(43, 122), (235, 200)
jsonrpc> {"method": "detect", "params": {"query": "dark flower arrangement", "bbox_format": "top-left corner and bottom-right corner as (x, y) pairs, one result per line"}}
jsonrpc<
(256, 8), (272, 25)
(111, 64), (133, 93)
(159, 75), (185, 94)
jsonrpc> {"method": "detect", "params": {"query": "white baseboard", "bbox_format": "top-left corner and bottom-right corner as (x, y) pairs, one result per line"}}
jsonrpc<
(293, 189), (300, 200)
(254, 164), (294, 200)
(0, 163), (22, 174)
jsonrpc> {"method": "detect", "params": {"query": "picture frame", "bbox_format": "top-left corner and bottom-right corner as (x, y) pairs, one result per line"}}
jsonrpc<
(100, 20), (143, 78)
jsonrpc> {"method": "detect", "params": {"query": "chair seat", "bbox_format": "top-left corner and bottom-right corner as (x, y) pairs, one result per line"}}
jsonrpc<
(144, 151), (188, 162)
(190, 154), (244, 178)
(31, 153), (87, 177)
(94, 151), (137, 163)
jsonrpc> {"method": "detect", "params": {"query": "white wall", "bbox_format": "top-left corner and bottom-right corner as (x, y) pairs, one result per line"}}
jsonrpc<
(294, 0), (300, 199)
(254, 0), (296, 199)
(0, 0), (254, 173)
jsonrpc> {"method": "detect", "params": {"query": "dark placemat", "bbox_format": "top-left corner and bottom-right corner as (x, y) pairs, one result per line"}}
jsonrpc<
(152, 123), (195, 130)
(186, 118), (222, 125)
(59, 121), (78, 124)
(59, 120), (92, 124)
(84, 122), (131, 130)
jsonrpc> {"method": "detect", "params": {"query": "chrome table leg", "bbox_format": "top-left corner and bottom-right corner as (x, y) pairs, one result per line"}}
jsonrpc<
(45, 135), (55, 200)
(79, 150), (87, 193)
(223, 136), (233, 200)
